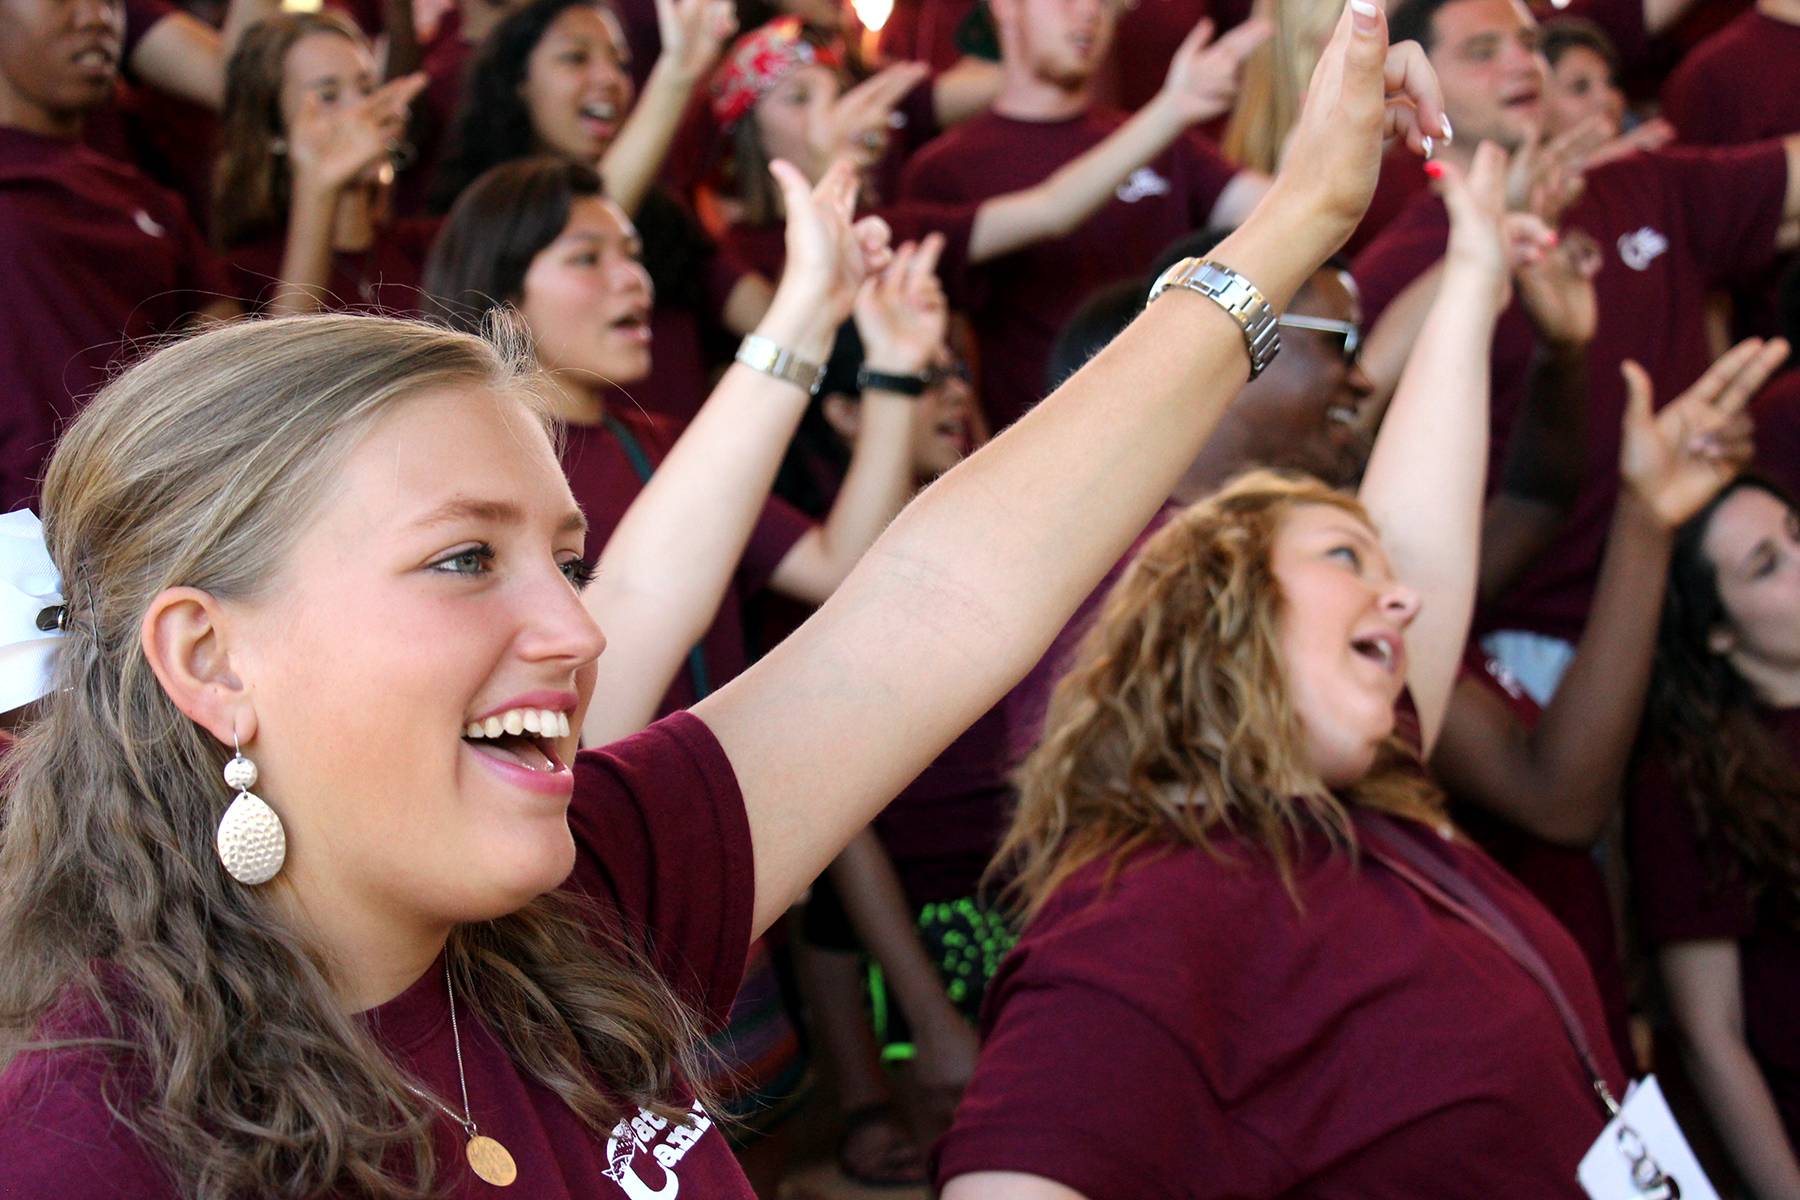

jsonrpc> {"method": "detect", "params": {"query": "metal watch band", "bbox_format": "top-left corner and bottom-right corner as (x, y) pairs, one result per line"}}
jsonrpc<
(735, 334), (826, 395)
(854, 365), (929, 397)
(1147, 257), (1282, 379)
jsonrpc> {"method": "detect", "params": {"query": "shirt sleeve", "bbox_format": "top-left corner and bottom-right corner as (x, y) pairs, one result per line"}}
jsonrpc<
(739, 495), (815, 595)
(120, 0), (177, 59)
(1626, 749), (1755, 945)
(1350, 209), (1446, 329)
(1657, 143), (1791, 286)
(566, 713), (756, 1027)
(1660, 58), (1728, 147)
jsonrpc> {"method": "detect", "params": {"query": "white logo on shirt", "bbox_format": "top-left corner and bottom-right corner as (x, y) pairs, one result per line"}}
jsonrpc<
(133, 209), (166, 239)
(1116, 166), (1172, 204)
(1616, 226), (1669, 271)
(601, 1100), (714, 1198)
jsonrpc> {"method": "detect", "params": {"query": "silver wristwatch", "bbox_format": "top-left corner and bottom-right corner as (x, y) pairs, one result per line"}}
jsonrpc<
(1147, 257), (1281, 379)
(735, 334), (826, 395)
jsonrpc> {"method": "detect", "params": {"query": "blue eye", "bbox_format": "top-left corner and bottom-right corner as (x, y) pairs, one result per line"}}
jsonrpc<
(430, 544), (496, 576)
(1328, 544), (1362, 569)
(561, 557), (597, 590)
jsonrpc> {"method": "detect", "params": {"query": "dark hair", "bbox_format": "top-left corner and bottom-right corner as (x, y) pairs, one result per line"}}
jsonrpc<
(423, 156), (604, 331)
(1645, 476), (1800, 927)
(1045, 280), (1144, 394)
(1388, 0), (1459, 53)
(1541, 17), (1621, 77)
(1779, 258), (1800, 349)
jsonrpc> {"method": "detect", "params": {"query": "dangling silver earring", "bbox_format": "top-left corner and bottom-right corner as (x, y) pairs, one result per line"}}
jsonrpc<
(216, 739), (285, 885)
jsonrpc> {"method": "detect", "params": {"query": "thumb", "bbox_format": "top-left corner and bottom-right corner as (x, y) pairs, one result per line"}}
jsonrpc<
(1621, 360), (1654, 431)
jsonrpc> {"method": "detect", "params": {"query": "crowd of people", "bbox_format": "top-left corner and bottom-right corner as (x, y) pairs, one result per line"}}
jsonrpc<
(0, 0), (1796, 1190)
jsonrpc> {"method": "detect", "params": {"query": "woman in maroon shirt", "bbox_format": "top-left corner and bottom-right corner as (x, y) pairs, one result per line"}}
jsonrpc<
(0, 13), (1447, 1197)
(211, 12), (434, 315)
(937, 146), (1637, 1200)
(1632, 475), (1800, 1196)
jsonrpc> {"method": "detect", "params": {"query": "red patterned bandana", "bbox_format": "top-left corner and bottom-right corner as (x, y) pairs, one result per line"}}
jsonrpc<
(710, 18), (843, 131)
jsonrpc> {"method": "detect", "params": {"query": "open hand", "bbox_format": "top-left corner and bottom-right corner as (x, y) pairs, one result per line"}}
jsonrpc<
(286, 72), (426, 194)
(1620, 338), (1790, 529)
(806, 61), (928, 175)
(654, 0), (738, 83)
(772, 156), (893, 327)
(1434, 141), (1553, 308)
(855, 234), (948, 374)
(1160, 16), (1272, 126)
(1514, 228), (1601, 349)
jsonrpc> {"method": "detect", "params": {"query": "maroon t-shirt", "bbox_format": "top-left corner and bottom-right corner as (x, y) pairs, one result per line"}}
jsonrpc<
(1004, 501), (1180, 767)
(900, 109), (1240, 429)
(1751, 371), (1800, 501)
(720, 198), (978, 308)
(878, 0), (978, 72)
(225, 217), (440, 315)
(560, 408), (812, 713)
(0, 126), (232, 511)
(1629, 709), (1800, 1149)
(937, 812), (1626, 1198)
(1354, 143), (1790, 642)
(0, 713), (759, 1198)
(392, 17), (474, 218)
(1661, 11), (1800, 146)
(1452, 645), (1636, 1073)
(1342, 143), (1432, 260)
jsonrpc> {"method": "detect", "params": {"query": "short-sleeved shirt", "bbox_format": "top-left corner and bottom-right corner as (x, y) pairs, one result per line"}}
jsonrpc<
(1629, 708), (1800, 1148)
(1353, 143), (1790, 642)
(0, 126), (232, 511)
(1661, 11), (1800, 147)
(0, 713), (759, 1198)
(225, 217), (440, 315)
(936, 812), (1625, 1198)
(1751, 372), (1800, 500)
(1452, 646), (1635, 1072)
(899, 109), (1240, 429)
(560, 407), (812, 713)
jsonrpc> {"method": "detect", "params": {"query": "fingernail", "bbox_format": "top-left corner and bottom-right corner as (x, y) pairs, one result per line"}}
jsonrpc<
(1349, 0), (1378, 28)
(1440, 114), (1454, 143)
(1422, 140), (1437, 166)
(1546, 230), (1559, 245)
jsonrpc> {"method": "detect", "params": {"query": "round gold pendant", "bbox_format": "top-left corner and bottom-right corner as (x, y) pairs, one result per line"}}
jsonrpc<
(466, 1135), (518, 1187)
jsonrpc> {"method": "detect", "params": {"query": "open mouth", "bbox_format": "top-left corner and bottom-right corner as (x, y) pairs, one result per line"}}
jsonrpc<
(462, 706), (571, 773)
(1501, 88), (1541, 111)
(1350, 633), (1402, 677)
(608, 310), (651, 342)
(71, 45), (116, 73)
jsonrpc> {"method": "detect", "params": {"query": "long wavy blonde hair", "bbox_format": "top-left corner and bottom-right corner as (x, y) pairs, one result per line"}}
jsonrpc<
(0, 314), (708, 1198)
(1000, 470), (1442, 922)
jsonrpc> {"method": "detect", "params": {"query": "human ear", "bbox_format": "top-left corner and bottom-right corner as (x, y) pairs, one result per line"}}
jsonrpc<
(140, 587), (254, 750)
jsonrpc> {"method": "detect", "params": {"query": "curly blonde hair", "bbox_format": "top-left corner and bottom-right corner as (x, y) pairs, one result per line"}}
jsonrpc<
(999, 470), (1442, 922)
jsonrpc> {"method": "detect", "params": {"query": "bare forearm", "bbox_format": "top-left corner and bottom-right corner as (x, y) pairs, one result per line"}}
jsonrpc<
(1504, 342), (1587, 511)
(1359, 260), (1501, 748)
(600, 60), (701, 217)
(931, 57), (1003, 126)
(269, 185), (341, 317)
(1682, 1030), (1800, 1198)
(128, 13), (225, 109)
(782, 392), (919, 600)
(967, 95), (1188, 262)
(828, 830), (967, 1035)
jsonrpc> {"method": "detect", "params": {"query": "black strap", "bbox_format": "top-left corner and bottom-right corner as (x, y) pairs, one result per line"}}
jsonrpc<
(1359, 811), (1621, 1119)
(599, 415), (713, 701)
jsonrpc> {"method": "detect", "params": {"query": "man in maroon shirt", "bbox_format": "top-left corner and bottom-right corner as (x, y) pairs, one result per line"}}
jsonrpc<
(896, 0), (1267, 430)
(0, 0), (237, 512)
(1355, 0), (1798, 700)
(1661, 0), (1800, 148)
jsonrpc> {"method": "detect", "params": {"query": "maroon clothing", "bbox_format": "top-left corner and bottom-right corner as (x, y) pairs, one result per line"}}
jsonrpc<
(225, 217), (439, 315)
(878, 0), (979, 72)
(560, 409), (811, 713)
(1629, 708), (1800, 1149)
(900, 109), (1240, 429)
(875, 700), (1013, 906)
(0, 713), (759, 1198)
(1343, 143), (1431, 260)
(1662, 10), (1800, 145)
(937, 813), (1626, 1198)
(1453, 646), (1636, 1073)
(1354, 143), (1790, 642)
(720, 198), (979, 307)
(1004, 501), (1180, 766)
(392, 17), (474, 218)
(1096, 0), (1253, 113)
(1751, 371), (1800, 501)
(0, 126), (231, 511)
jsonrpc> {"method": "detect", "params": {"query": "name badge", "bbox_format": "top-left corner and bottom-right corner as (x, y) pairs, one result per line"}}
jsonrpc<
(1578, 1076), (1719, 1200)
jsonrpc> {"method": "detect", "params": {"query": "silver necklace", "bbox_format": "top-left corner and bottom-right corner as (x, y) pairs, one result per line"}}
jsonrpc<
(404, 960), (518, 1187)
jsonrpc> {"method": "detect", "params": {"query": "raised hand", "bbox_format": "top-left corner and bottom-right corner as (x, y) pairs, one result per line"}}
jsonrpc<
(1276, 0), (1449, 234)
(805, 62), (929, 176)
(855, 234), (949, 375)
(771, 156), (893, 328)
(286, 72), (426, 195)
(1433, 141), (1553, 307)
(654, 0), (737, 83)
(1514, 228), (1602, 349)
(1584, 116), (1676, 171)
(1158, 16), (1272, 126)
(1504, 114), (1607, 223)
(1620, 338), (1790, 529)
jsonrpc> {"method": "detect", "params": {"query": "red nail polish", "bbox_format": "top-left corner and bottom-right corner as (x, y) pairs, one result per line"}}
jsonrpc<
(1546, 230), (1560, 245)
(1423, 161), (1444, 179)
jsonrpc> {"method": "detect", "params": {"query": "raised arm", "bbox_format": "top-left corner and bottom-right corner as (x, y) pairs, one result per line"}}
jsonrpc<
(696, 0), (1451, 936)
(599, 0), (737, 217)
(768, 235), (950, 603)
(1357, 144), (1519, 754)
(581, 160), (889, 744)
(1433, 339), (1784, 845)
(965, 18), (1271, 263)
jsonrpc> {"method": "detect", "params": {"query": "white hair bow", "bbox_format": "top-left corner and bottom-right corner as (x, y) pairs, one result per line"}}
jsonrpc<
(0, 510), (64, 715)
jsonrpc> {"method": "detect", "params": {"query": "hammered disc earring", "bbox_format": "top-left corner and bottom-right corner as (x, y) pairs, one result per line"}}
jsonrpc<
(216, 741), (285, 885)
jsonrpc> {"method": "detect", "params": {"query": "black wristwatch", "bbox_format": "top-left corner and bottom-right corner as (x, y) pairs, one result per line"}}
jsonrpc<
(856, 365), (930, 397)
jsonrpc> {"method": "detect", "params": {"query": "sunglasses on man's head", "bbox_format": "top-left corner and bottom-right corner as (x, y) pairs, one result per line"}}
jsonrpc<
(1277, 315), (1361, 364)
